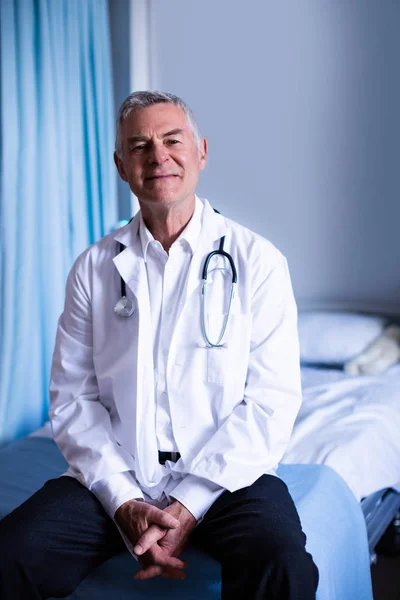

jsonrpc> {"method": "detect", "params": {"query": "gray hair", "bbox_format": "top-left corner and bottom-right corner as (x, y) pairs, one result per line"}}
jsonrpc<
(115, 91), (202, 157)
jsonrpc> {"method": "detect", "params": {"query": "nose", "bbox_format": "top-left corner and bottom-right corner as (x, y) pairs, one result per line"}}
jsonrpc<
(147, 141), (169, 165)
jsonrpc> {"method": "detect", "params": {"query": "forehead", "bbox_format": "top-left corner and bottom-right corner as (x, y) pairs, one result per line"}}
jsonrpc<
(121, 103), (190, 137)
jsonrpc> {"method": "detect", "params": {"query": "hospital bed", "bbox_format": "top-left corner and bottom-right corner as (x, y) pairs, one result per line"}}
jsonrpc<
(283, 363), (400, 563)
(282, 311), (400, 564)
(4, 309), (400, 599)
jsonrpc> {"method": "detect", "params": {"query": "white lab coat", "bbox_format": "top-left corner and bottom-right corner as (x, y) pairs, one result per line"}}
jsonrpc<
(49, 198), (302, 510)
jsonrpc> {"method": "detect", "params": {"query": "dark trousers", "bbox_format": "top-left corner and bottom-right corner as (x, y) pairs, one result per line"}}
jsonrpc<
(0, 474), (318, 599)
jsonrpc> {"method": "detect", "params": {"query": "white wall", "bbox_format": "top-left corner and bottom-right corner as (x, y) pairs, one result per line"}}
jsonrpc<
(147, 0), (400, 314)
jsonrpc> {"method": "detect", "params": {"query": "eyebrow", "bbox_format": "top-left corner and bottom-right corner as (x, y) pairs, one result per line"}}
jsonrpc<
(162, 128), (185, 138)
(127, 129), (185, 144)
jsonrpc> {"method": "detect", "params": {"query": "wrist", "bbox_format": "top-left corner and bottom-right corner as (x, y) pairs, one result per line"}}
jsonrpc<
(170, 499), (196, 524)
(115, 498), (144, 520)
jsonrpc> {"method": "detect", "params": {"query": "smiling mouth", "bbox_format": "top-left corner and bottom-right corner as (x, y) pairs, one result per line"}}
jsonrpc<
(146, 174), (178, 181)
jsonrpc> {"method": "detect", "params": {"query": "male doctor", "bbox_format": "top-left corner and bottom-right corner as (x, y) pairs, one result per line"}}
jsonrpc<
(0, 91), (318, 599)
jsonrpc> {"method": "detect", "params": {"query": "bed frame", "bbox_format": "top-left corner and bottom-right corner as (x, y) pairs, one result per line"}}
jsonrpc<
(363, 488), (400, 563)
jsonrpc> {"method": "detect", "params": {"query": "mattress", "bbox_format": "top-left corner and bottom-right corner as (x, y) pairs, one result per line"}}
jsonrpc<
(282, 364), (400, 501)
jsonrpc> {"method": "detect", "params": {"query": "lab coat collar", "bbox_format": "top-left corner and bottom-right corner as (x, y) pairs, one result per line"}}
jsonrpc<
(198, 197), (228, 245)
(113, 210), (141, 249)
(113, 197), (227, 252)
(112, 197), (228, 303)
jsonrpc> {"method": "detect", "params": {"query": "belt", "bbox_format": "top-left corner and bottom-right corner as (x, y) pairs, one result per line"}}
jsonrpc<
(158, 451), (181, 465)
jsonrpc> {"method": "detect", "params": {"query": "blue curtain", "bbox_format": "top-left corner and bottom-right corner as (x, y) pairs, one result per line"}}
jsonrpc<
(0, 0), (118, 444)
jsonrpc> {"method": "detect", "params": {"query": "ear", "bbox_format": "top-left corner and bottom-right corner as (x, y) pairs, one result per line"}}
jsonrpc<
(114, 151), (128, 182)
(198, 137), (208, 171)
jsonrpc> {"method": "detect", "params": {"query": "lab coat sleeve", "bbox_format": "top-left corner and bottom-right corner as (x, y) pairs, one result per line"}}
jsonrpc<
(49, 257), (144, 516)
(168, 474), (225, 521)
(186, 254), (302, 492)
(90, 473), (144, 518)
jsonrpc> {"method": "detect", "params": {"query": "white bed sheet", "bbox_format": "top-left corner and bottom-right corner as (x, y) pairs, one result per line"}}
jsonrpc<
(282, 364), (400, 501)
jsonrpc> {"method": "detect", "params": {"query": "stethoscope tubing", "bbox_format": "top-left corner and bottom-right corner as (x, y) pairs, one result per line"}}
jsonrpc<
(201, 236), (237, 284)
(200, 235), (236, 347)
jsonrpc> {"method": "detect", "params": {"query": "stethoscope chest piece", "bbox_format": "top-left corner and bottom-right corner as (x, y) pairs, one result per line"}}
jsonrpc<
(114, 296), (135, 318)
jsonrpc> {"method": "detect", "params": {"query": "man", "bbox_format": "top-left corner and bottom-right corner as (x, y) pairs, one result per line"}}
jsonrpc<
(0, 91), (318, 599)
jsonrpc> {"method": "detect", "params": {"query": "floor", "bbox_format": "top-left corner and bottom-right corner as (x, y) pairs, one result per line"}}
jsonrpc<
(371, 555), (400, 600)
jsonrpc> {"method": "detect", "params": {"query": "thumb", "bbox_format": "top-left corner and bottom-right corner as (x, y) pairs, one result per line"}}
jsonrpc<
(134, 524), (165, 555)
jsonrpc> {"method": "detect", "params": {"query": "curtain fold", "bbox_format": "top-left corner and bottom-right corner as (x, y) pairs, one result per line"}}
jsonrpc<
(0, 0), (118, 444)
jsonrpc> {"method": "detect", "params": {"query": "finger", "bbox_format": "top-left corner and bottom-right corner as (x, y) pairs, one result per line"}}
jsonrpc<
(149, 506), (180, 530)
(161, 568), (186, 580)
(158, 555), (187, 570)
(150, 544), (187, 570)
(134, 525), (165, 556)
(134, 565), (164, 580)
(135, 565), (185, 580)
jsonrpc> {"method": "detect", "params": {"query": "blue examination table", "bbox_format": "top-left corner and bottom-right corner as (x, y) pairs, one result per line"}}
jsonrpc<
(0, 436), (373, 599)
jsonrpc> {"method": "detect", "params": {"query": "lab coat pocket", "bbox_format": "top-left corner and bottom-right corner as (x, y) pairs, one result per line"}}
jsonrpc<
(207, 345), (230, 385)
(206, 312), (250, 386)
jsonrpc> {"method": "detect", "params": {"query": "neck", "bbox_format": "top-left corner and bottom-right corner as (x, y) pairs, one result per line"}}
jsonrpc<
(139, 195), (196, 252)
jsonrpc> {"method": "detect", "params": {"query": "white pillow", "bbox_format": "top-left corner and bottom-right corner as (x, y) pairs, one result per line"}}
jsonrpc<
(344, 325), (400, 375)
(298, 311), (387, 365)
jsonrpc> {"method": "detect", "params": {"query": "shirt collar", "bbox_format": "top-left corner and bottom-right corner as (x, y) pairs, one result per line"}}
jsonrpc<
(139, 196), (203, 262)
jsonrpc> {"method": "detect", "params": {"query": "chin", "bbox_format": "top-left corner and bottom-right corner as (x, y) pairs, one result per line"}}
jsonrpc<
(141, 191), (191, 206)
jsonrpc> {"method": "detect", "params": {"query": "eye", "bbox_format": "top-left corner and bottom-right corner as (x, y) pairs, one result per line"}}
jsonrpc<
(166, 139), (180, 146)
(131, 144), (146, 152)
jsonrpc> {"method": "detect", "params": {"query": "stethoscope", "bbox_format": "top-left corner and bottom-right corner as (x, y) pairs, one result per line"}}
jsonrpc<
(114, 211), (237, 348)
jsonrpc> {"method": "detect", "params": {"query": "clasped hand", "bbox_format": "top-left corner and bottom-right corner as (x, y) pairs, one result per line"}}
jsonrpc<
(115, 499), (196, 580)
